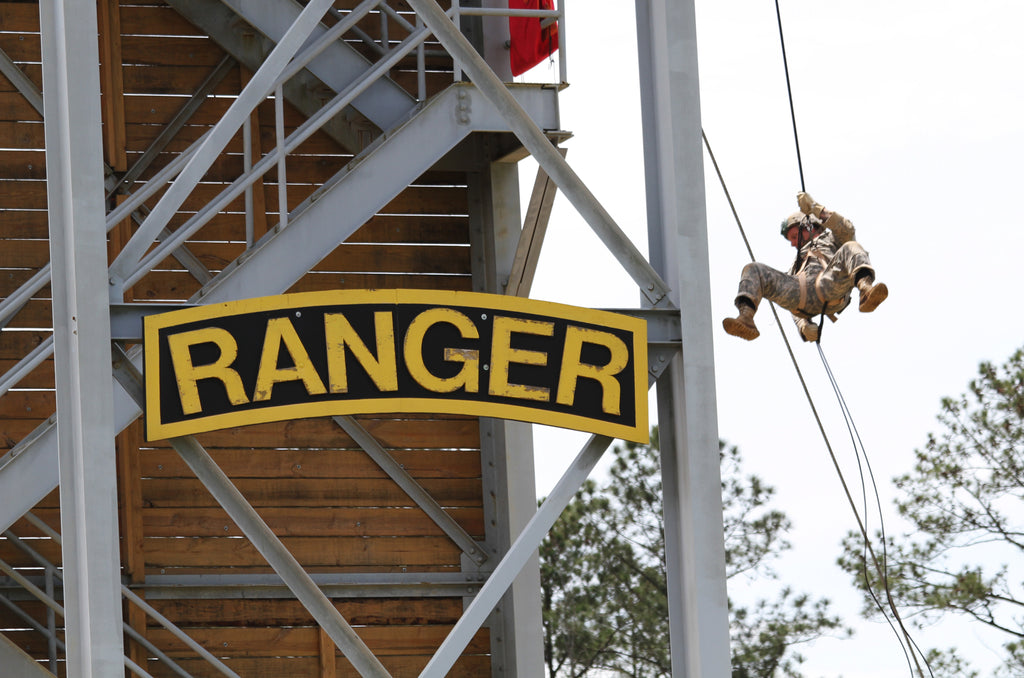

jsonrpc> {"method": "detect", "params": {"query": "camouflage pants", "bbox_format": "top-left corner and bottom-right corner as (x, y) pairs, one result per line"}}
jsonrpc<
(734, 241), (875, 317)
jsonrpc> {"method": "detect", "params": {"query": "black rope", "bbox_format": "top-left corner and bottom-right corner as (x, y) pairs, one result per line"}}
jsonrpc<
(815, 305), (827, 343)
(774, 0), (805, 192)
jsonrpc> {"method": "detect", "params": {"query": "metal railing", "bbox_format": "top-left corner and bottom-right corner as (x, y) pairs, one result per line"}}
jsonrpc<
(1, 513), (240, 678)
(452, 0), (566, 83)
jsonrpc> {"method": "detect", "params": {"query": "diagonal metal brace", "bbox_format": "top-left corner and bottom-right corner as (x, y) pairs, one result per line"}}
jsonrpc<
(110, 346), (392, 678)
(416, 357), (666, 677)
(419, 433), (615, 677)
(333, 415), (488, 565)
(0, 47), (44, 114)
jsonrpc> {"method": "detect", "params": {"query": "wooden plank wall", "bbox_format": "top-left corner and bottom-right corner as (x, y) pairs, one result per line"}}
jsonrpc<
(0, 1), (492, 675)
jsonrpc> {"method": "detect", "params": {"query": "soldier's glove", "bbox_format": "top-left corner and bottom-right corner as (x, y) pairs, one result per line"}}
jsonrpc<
(797, 191), (824, 218)
(797, 319), (819, 343)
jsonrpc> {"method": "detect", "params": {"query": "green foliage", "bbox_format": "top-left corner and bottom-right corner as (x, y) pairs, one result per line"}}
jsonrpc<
(540, 429), (844, 677)
(838, 347), (1024, 676)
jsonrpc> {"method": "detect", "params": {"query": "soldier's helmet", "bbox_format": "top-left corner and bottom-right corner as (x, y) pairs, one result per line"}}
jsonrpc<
(779, 211), (821, 238)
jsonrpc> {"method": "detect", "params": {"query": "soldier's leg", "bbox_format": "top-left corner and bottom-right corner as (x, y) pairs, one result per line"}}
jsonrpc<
(735, 262), (807, 312)
(820, 242), (888, 312)
(723, 263), (805, 340)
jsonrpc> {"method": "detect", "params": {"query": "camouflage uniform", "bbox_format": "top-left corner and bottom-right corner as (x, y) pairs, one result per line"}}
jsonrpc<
(733, 211), (876, 338)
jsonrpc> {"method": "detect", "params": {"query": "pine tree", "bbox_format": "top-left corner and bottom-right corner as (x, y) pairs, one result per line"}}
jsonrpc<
(839, 347), (1024, 677)
(541, 429), (845, 677)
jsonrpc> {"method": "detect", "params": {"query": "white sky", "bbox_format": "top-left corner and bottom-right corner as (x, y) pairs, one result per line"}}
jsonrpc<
(521, 1), (1024, 676)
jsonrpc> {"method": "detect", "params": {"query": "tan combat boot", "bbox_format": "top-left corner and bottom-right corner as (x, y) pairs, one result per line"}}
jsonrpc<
(857, 276), (889, 312)
(723, 304), (759, 340)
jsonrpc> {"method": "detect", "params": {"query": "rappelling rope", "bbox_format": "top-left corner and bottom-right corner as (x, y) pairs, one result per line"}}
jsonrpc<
(814, 342), (938, 675)
(772, 4), (930, 674)
(774, 0), (805, 193)
(715, 4), (933, 674)
(703, 130), (931, 678)
(774, 0), (830, 342)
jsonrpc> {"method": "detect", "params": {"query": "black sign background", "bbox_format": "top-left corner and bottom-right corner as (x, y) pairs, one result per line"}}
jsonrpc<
(148, 297), (644, 441)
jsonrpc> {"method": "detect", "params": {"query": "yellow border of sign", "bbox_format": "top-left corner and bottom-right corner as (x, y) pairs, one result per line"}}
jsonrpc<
(144, 289), (648, 443)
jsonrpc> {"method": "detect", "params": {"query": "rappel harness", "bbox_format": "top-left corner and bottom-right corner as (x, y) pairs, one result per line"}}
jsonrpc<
(790, 223), (836, 341)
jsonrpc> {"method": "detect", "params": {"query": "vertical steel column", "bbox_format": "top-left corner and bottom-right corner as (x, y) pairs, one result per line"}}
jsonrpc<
(635, 1), (731, 675)
(39, 0), (126, 674)
(468, 159), (544, 677)
(479, 0), (513, 81)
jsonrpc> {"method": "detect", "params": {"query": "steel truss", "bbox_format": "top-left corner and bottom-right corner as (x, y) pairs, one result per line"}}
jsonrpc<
(0, 0), (728, 675)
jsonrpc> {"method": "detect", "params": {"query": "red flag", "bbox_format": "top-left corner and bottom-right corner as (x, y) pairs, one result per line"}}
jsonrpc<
(508, 0), (559, 76)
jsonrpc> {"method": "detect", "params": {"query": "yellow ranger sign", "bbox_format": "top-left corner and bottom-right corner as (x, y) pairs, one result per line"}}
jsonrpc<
(144, 289), (648, 443)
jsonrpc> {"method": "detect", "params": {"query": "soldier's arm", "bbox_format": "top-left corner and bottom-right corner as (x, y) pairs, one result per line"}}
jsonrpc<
(798, 192), (857, 244)
(819, 209), (857, 244)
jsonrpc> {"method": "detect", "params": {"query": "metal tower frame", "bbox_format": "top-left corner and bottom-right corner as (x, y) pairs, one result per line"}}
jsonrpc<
(0, 0), (729, 675)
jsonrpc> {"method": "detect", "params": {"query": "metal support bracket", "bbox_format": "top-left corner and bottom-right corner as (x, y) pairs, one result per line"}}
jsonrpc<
(332, 415), (489, 565)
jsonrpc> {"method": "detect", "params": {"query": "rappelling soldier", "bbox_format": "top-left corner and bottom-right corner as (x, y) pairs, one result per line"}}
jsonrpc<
(723, 192), (888, 342)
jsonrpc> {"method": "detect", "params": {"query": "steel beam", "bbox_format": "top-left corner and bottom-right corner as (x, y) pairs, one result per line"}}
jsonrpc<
(122, 588), (241, 678)
(0, 416), (58, 536)
(415, 340), (673, 678)
(467, 158), (544, 676)
(0, 373), (143, 536)
(0, 266), (50, 330)
(0, 632), (53, 678)
(220, 0), (416, 128)
(167, 435), (390, 677)
(477, 416), (543, 677)
(39, 1), (125, 674)
(0, 47), (44, 114)
(0, 336), (55, 399)
(120, 2), (432, 293)
(135, 572), (487, 599)
(420, 434), (614, 678)
(0, 53), (212, 332)
(476, 0), (512, 80)
(108, 54), (237, 196)
(17, 513), (240, 678)
(166, 0), (369, 153)
(636, 1), (731, 675)
(1, 539), (199, 678)
(0, 37), (210, 286)
(0, 573), (486, 600)
(333, 415), (488, 565)
(0, 591), (65, 661)
(8, 22), (210, 290)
